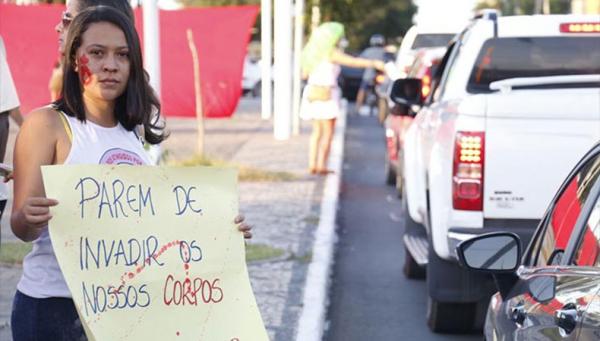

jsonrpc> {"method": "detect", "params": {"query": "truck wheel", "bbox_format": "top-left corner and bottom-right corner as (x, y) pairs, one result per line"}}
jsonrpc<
(395, 152), (404, 198)
(385, 155), (396, 186)
(403, 248), (425, 279)
(395, 174), (403, 199)
(426, 297), (476, 333)
(401, 185), (425, 279)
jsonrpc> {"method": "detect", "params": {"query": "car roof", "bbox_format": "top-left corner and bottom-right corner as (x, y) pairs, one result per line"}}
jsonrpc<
(479, 14), (600, 37)
(408, 23), (465, 35)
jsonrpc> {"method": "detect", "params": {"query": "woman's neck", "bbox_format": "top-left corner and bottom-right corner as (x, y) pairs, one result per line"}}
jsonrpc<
(82, 95), (117, 127)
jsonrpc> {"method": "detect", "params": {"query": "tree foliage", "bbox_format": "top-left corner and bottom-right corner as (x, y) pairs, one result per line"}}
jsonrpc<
(475, 0), (571, 14)
(181, 0), (416, 52)
(310, 0), (416, 51)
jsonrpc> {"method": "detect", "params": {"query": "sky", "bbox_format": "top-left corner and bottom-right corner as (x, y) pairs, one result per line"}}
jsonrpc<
(413, 0), (478, 26)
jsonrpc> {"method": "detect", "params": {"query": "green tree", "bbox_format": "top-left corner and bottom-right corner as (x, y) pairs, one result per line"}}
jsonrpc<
(182, 0), (416, 52)
(475, 0), (571, 14)
(313, 0), (416, 51)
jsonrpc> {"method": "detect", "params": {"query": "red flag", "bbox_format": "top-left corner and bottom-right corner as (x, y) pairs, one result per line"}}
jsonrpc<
(0, 4), (258, 118)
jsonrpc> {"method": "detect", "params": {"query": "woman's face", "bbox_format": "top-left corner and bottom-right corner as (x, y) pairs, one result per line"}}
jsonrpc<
(76, 22), (130, 103)
(56, 0), (80, 54)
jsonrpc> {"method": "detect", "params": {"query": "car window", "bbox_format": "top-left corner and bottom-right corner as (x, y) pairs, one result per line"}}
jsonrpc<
(411, 34), (454, 49)
(573, 179), (600, 266)
(532, 154), (600, 267)
(432, 39), (462, 102)
(467, 37), (600, 93)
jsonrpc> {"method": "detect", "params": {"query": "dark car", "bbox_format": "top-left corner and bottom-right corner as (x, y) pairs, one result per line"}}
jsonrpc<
(457, 141), (600, 340)
(338, 65), (364, 101)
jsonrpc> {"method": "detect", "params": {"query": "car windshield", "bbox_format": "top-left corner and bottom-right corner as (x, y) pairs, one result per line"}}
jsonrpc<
(411, 34), (454, 49)
(468, 36), (600, 93)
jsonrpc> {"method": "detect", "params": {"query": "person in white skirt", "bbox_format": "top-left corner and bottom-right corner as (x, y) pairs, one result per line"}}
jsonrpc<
(300, 22), (384, 175)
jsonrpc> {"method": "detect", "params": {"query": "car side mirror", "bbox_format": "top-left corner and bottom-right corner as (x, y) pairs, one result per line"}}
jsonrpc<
(457, 232), (522, 273)
(528, 276), (556, 303)
(390, 79), (423, 106)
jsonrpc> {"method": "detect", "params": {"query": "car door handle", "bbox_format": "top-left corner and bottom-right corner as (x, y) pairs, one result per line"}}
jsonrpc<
(511, 302), (526, 325)
(555, 303), (579, 334)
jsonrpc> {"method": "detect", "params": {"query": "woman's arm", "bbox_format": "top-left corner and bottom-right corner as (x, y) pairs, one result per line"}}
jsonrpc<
(330, 50), (385, 70)
(11, 108), (60, 242)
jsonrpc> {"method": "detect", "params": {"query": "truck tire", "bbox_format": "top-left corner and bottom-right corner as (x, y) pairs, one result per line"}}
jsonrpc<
(426, 238), (478, 333)
(395, 151), (404, 198)
(426, 297), (476, 333)
(385, 154), (396, 186)
(401, 186), (425, 279)
(403, 248), (425, 279)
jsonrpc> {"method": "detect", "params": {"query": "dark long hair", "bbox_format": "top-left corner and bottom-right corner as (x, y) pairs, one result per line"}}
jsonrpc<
(76, 0), (134, 22)
(54, 6), (165, 145)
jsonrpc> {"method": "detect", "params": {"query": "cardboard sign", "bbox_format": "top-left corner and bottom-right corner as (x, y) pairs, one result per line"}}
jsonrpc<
(42, 165), (268, 340)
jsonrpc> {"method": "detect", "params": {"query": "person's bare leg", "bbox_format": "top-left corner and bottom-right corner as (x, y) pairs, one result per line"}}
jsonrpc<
(355, 88), (366, 113)
(316, 118), (336, 173)
(308, 120), (322, 174)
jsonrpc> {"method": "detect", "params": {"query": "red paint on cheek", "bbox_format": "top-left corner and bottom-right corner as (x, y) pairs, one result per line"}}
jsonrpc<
(78, 54), (93, 85)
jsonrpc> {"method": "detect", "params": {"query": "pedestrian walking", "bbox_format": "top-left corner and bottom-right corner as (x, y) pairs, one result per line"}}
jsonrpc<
(0, 35), (24, 245)
(300, 22), (384, 175)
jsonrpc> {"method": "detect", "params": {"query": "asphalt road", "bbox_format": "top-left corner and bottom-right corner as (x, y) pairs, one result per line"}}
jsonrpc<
(324, 112), (482, 340)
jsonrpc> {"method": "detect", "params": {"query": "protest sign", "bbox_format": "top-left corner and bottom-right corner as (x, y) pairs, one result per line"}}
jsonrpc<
(42, 165), (268, 340)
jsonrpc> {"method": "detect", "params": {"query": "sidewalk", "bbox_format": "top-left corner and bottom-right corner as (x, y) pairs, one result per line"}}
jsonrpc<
(0, 97), (343, 341)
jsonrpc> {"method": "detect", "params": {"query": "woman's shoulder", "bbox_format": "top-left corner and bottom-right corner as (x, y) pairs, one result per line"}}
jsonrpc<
(22, 105), (64, 132)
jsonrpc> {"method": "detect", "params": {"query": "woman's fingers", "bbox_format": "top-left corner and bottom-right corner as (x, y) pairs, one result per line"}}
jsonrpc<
(24, 213), (53, 226)
(238, 222), (252, 239)
(21, 197), (59, 227)
(234, 214), (244, 224)
(24, 205), (52, 216)
(27, 197), (59, 207)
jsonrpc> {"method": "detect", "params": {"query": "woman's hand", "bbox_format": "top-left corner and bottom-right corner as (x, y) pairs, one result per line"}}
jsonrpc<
(373, 60), (385, 71)
(234, 214), (252, 239)
(3, 171), (13, 183)
(20, 197), (58, 230)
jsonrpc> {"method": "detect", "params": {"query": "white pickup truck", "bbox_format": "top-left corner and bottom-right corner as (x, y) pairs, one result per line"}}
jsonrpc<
(391, 14), (600, 333)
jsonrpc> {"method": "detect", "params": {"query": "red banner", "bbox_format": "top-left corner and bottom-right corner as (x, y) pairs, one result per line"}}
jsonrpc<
(0, 4), (258, 118)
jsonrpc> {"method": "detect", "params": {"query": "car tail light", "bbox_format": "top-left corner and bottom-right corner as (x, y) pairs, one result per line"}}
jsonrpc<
(421, 72), (432, 100)
(453, 132), (485, 211)
(560, 22), (600, 33)
(385, 128), (398, 161)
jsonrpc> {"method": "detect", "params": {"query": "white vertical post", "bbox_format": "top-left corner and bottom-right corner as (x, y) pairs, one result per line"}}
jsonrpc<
(292, 0), (304, 136)
(273, 0), (293, 140)
(143, 0), (162, 164)
(143, 0), (161, 96)
(261, 0), (273, 120)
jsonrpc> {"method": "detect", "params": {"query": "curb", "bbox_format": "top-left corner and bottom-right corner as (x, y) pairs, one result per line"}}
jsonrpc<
(295, 101), (347, 341)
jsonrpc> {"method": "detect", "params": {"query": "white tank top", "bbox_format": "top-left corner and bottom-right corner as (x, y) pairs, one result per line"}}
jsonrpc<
(17, 110), (151, 298)
(307, 60), (341, 87)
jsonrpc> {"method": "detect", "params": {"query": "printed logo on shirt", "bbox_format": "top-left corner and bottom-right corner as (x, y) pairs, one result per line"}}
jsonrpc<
(99, 148), (144, 165)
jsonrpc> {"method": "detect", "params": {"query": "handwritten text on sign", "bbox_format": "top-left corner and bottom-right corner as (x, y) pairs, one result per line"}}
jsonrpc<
(42, 165), (268, 341)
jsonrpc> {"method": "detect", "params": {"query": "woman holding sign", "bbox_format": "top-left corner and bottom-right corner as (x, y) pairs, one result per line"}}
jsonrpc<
(10, 7), (251, 340)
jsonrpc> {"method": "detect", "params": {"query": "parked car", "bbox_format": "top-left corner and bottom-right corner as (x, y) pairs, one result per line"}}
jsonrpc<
(242, 55), (262, 97)
(394, 13), (600, 333)
(384, 47), (446, 191)
(457, 140), (600, 340)
(395, 23), (460, 79)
